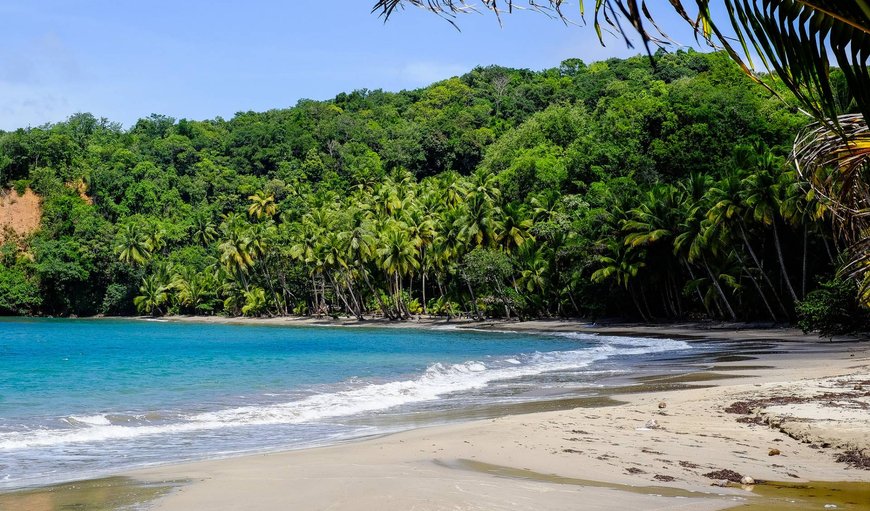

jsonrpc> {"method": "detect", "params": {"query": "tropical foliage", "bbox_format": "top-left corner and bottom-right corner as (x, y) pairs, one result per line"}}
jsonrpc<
(0, 52), (865, 331)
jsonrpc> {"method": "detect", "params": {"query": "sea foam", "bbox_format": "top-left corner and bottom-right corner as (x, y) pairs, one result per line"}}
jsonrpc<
(0, 334), (689, 451)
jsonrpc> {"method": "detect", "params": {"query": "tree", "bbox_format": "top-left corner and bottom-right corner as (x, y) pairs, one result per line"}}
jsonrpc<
(114, 224), (151, 265)
(374, 0), (870, 304)
(247, 190), (277, 220)
(134, 274), (168, 316)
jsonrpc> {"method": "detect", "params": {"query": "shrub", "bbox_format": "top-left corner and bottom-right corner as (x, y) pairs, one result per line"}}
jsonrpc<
(796, 277), (870, 337)
(13, 179), (31, 196)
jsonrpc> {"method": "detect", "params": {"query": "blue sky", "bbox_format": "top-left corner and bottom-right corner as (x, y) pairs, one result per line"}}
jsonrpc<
(0, 1), (709, 130)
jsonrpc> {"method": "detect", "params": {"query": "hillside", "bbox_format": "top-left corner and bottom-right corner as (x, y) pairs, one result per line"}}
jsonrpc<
(0, 50), (864, 331)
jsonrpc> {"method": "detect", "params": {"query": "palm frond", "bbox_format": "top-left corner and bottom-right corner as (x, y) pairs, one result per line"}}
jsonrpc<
(793, 112), (870, 302)
(372, 1), (870, 128)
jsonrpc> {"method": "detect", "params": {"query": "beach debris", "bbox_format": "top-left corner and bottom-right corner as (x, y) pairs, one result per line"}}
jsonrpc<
(653, 474), (676, 482)
(703, 469), (743, 483)
(644, 419), (660, 429)
(626, 467), (646, 474)
(679, 460), (699, 469)
(658, 401), (667, 409)
(824, 505), (838, 509)
(710, 479), (730, 487)
(740, 476), (755, 485)
(768, 448), (781, 456)
(724, 401), (754, 415)
(834, 449), (870, 470)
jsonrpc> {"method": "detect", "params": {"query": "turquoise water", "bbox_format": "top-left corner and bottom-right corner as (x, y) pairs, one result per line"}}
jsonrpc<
(0, 318), (693, 489)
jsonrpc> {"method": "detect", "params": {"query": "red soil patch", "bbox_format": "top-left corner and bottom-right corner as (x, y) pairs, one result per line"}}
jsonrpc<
(0, 188), (42, 242)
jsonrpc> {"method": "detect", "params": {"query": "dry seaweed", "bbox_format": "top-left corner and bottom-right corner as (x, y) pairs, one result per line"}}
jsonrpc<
(835, 449), (870, 470)
(703, 469), (742, 482)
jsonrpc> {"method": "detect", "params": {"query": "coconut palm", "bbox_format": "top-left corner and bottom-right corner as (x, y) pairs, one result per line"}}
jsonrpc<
(247, 190), (277, 220)
(707, 170), (789, 317)
(191, 212), (218, 246)
(375, 0), (870, 300)
(591, 240), (649, 321)
(741, 156), (800, 302)
(498, 203), (534, 251)
(114, 223), (151, 265)
(377, 223), (420, 318)
(172, 267), (215, 313)
(134, 274), (168, 316)
(793, 115), (870, 303)
(674, 203), (738, 321)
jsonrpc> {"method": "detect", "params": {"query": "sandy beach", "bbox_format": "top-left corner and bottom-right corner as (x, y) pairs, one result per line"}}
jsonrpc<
(119, 320), (868, 511)
(3, 321), (868, 511)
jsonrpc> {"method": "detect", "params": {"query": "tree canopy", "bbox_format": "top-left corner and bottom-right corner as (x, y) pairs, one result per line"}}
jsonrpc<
(0, 51), (866, 332)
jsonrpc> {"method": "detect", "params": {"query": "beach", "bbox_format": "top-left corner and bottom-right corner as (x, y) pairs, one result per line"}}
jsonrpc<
(3, 320), (866, 511)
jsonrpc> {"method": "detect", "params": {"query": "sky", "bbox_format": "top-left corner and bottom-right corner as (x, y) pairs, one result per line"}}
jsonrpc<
(0, 1), (712, 130)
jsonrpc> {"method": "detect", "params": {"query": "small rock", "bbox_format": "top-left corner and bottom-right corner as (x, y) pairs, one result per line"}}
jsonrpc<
(658, 401), (667, 409)
(740, 476), (755, 485)
(711, 479), (730, 487)
(644, 419), (660, 429)
(768, 448), (781, 456)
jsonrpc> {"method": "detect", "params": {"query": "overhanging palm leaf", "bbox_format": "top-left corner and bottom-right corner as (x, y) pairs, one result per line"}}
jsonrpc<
(793, 113), (870, 300)
(372, 1), (869, 127)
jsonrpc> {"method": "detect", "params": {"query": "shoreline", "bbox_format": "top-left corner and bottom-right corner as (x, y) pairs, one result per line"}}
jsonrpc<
(154, 314), (868, 343)
(132, 336), (870, 511)
(2, 323), (868, 510)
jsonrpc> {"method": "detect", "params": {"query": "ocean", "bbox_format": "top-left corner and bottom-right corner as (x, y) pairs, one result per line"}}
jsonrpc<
(0, 318), (696, 489)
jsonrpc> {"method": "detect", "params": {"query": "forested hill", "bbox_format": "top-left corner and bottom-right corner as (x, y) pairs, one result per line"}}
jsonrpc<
(0, 50), (865, 332)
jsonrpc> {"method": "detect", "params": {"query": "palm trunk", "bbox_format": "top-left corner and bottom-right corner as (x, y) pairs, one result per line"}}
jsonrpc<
(627, 283), (648, 322)
(362, 269), (394, 319)
(344, 275), (364, 319)
(734, 251), (778, 321)
(772, 220), (799, 303)
(311, 275), (319, 315)
(738, 223), (789, 316)
(683, 259), (712, 317)
(422, 272), (428, 315)
(802, 223), (808, 299)
(702, 255), (737, 321)
(465, 278), (480, 320)
(328, 273), (354, 317)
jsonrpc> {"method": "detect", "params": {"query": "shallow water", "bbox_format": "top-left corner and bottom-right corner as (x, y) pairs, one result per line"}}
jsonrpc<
(0, 318), (703, 489)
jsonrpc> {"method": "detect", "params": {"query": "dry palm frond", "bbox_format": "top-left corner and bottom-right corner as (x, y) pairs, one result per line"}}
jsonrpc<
(793, 113), (870, 302)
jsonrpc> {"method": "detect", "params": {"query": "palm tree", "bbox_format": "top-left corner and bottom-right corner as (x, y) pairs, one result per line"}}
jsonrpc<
(622, 184), (684, 317)
(192, 212), (218, 246)
(460, 194), (501, 248)
(741, 155), (800, 302)
(498, 203), (534, 251)
(674, 203), (738, 321)
(378, 223), (420, 318)
(707, 170), (789, 317)
(247, 190), (277, 220)
(218, 217), (255, 291)
(134, 274), (168, 316)
(375, 0), (870, 300)
(793, 115), (870, 303)
(591, 240), (648, 321)
(172, 267), (215, 314)
(115, 223), (152, 265)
